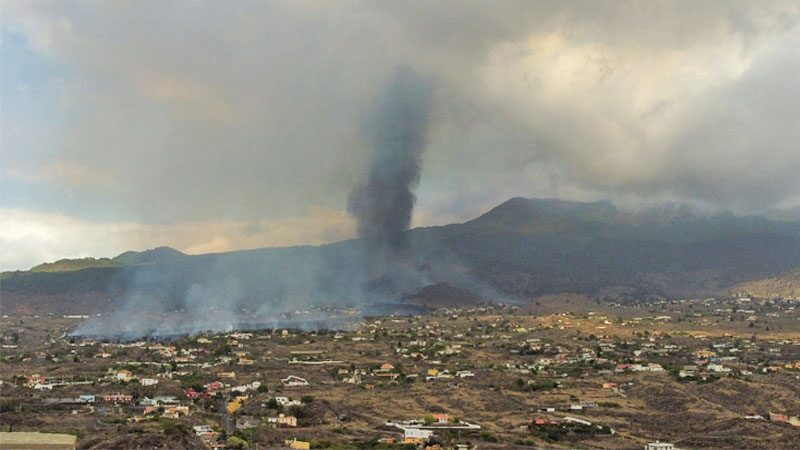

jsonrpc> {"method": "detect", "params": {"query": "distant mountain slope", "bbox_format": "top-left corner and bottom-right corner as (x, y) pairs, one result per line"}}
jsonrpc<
(3, 198), (800, 315)
(30, 257), (120, 272)
(20, 247), (187, 273)
(732, 268), (800, 300)
(402, 282), (486, 309)
(112, 246), (187, 266)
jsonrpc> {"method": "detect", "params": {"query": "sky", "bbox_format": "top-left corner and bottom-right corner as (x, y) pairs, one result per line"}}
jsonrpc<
(2, 0), (800, 271)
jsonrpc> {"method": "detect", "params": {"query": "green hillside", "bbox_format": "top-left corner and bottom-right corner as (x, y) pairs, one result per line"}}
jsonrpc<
(23, 247), (187, 273)
(733, 268), (800, 300)
(30, 257), (120, 273)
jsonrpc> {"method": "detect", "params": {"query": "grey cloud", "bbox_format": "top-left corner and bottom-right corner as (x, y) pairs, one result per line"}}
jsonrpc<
(3, 0), (800, 229)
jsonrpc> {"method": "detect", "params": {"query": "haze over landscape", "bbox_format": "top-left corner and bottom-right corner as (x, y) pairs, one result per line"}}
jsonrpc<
(2, 2), (800, 449)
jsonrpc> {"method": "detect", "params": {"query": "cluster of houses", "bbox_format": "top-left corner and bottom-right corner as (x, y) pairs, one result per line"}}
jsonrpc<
(3, 298), (799, 449)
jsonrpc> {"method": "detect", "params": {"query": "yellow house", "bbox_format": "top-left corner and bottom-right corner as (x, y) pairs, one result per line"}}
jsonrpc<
(285, 438), (311, 449)
(693, 350), (716, 358)
(227, 401), (241, 414)
(427, 368), (439, 377)
(226, 396), (248, 414)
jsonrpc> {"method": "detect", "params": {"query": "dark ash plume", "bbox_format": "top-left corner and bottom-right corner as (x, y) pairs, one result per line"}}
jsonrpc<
(348, 66), (434, 274)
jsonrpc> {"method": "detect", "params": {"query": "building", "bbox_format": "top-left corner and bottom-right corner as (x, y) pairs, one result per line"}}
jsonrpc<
(285, 439), (310, 449)
(235, 417), (260, 430)
(769, 412), (789, 422)
(139, 378), (158, 386)
(115, 370), (134, 382)
(432, 413), (450, 424)
(277, 414), (298, 427)
(162, 406), (189, 419)
(645, 442), (676, 450)
(282, 376), (309, 387)
(402, 428), (433, 445)
(275, 396), (302, 407)
(102, 393), (133, 403)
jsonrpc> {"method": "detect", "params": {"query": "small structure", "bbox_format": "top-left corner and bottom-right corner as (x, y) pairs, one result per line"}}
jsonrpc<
(769, 412), (789, 422)
(115, 370), (134, 382)
(403, 428), (433, 445)
(282, 376), (309, 387)
(277, 414), (298, 427)
(102, 393), (133, 403)
(235, 417), (260, 430)
(645, 442), (677, 450)
(285, 438), (310, 449)
(275, 396), (302, 407)
(432, 413), (450, 424)
(162, 405), (189, 419)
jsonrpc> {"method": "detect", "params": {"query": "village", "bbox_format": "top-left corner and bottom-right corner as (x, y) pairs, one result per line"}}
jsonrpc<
(1, 296), (799, 449)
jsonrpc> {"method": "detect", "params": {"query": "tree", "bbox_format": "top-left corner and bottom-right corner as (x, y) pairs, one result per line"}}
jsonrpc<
(227, 436), (248, 449)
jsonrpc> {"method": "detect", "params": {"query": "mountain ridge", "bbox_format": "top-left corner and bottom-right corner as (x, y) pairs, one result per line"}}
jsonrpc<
(12, 246), (188, 274)
(3, 197), (800, 315)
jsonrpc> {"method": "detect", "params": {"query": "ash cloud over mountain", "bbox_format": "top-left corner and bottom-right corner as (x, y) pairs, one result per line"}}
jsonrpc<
(71, 67), (443, 339)
(348, 67), (434, 279)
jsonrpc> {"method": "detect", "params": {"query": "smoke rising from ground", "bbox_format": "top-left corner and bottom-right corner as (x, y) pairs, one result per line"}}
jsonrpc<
(348, 67), (434, 280)
(71, 68), (443, 339)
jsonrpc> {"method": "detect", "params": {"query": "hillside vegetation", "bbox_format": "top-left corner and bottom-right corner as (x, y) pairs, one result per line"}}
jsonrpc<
(23, 246), (187, 273)
(30, 257), (120, 272)
(733, 268), (800, 300)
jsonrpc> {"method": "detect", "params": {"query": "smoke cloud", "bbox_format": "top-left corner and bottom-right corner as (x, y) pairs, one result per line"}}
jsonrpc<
(4, 2), (800, 270)
(348, 67), (434, 277)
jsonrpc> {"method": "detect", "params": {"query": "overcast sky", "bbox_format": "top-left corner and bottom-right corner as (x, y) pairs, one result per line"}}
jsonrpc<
(2, 1), (800, 270)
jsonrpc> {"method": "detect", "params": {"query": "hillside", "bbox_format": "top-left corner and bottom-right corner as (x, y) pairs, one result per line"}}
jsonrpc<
(732, 268), (800, 300)
(3, 198), (800, 315)
(17, 247), (187, 273)
(30, 257), (120, 272)
(401, 282), (486, 309)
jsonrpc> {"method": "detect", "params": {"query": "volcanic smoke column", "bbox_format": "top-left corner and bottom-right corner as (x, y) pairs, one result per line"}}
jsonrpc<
(347, 67), (434, 286)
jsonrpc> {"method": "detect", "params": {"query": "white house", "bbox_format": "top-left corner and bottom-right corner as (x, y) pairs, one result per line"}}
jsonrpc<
(282, 376), (309, 387)
(116, 370), (134, 382)
(707, 364), (731, 373)
(645, 442), (678, 450)
(140, 378), (159, 386)
(404, 428), (433, 440)
(232, 381), (261, 393)
(275, 396), (302, 407)
(193, 425), (214, 436)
